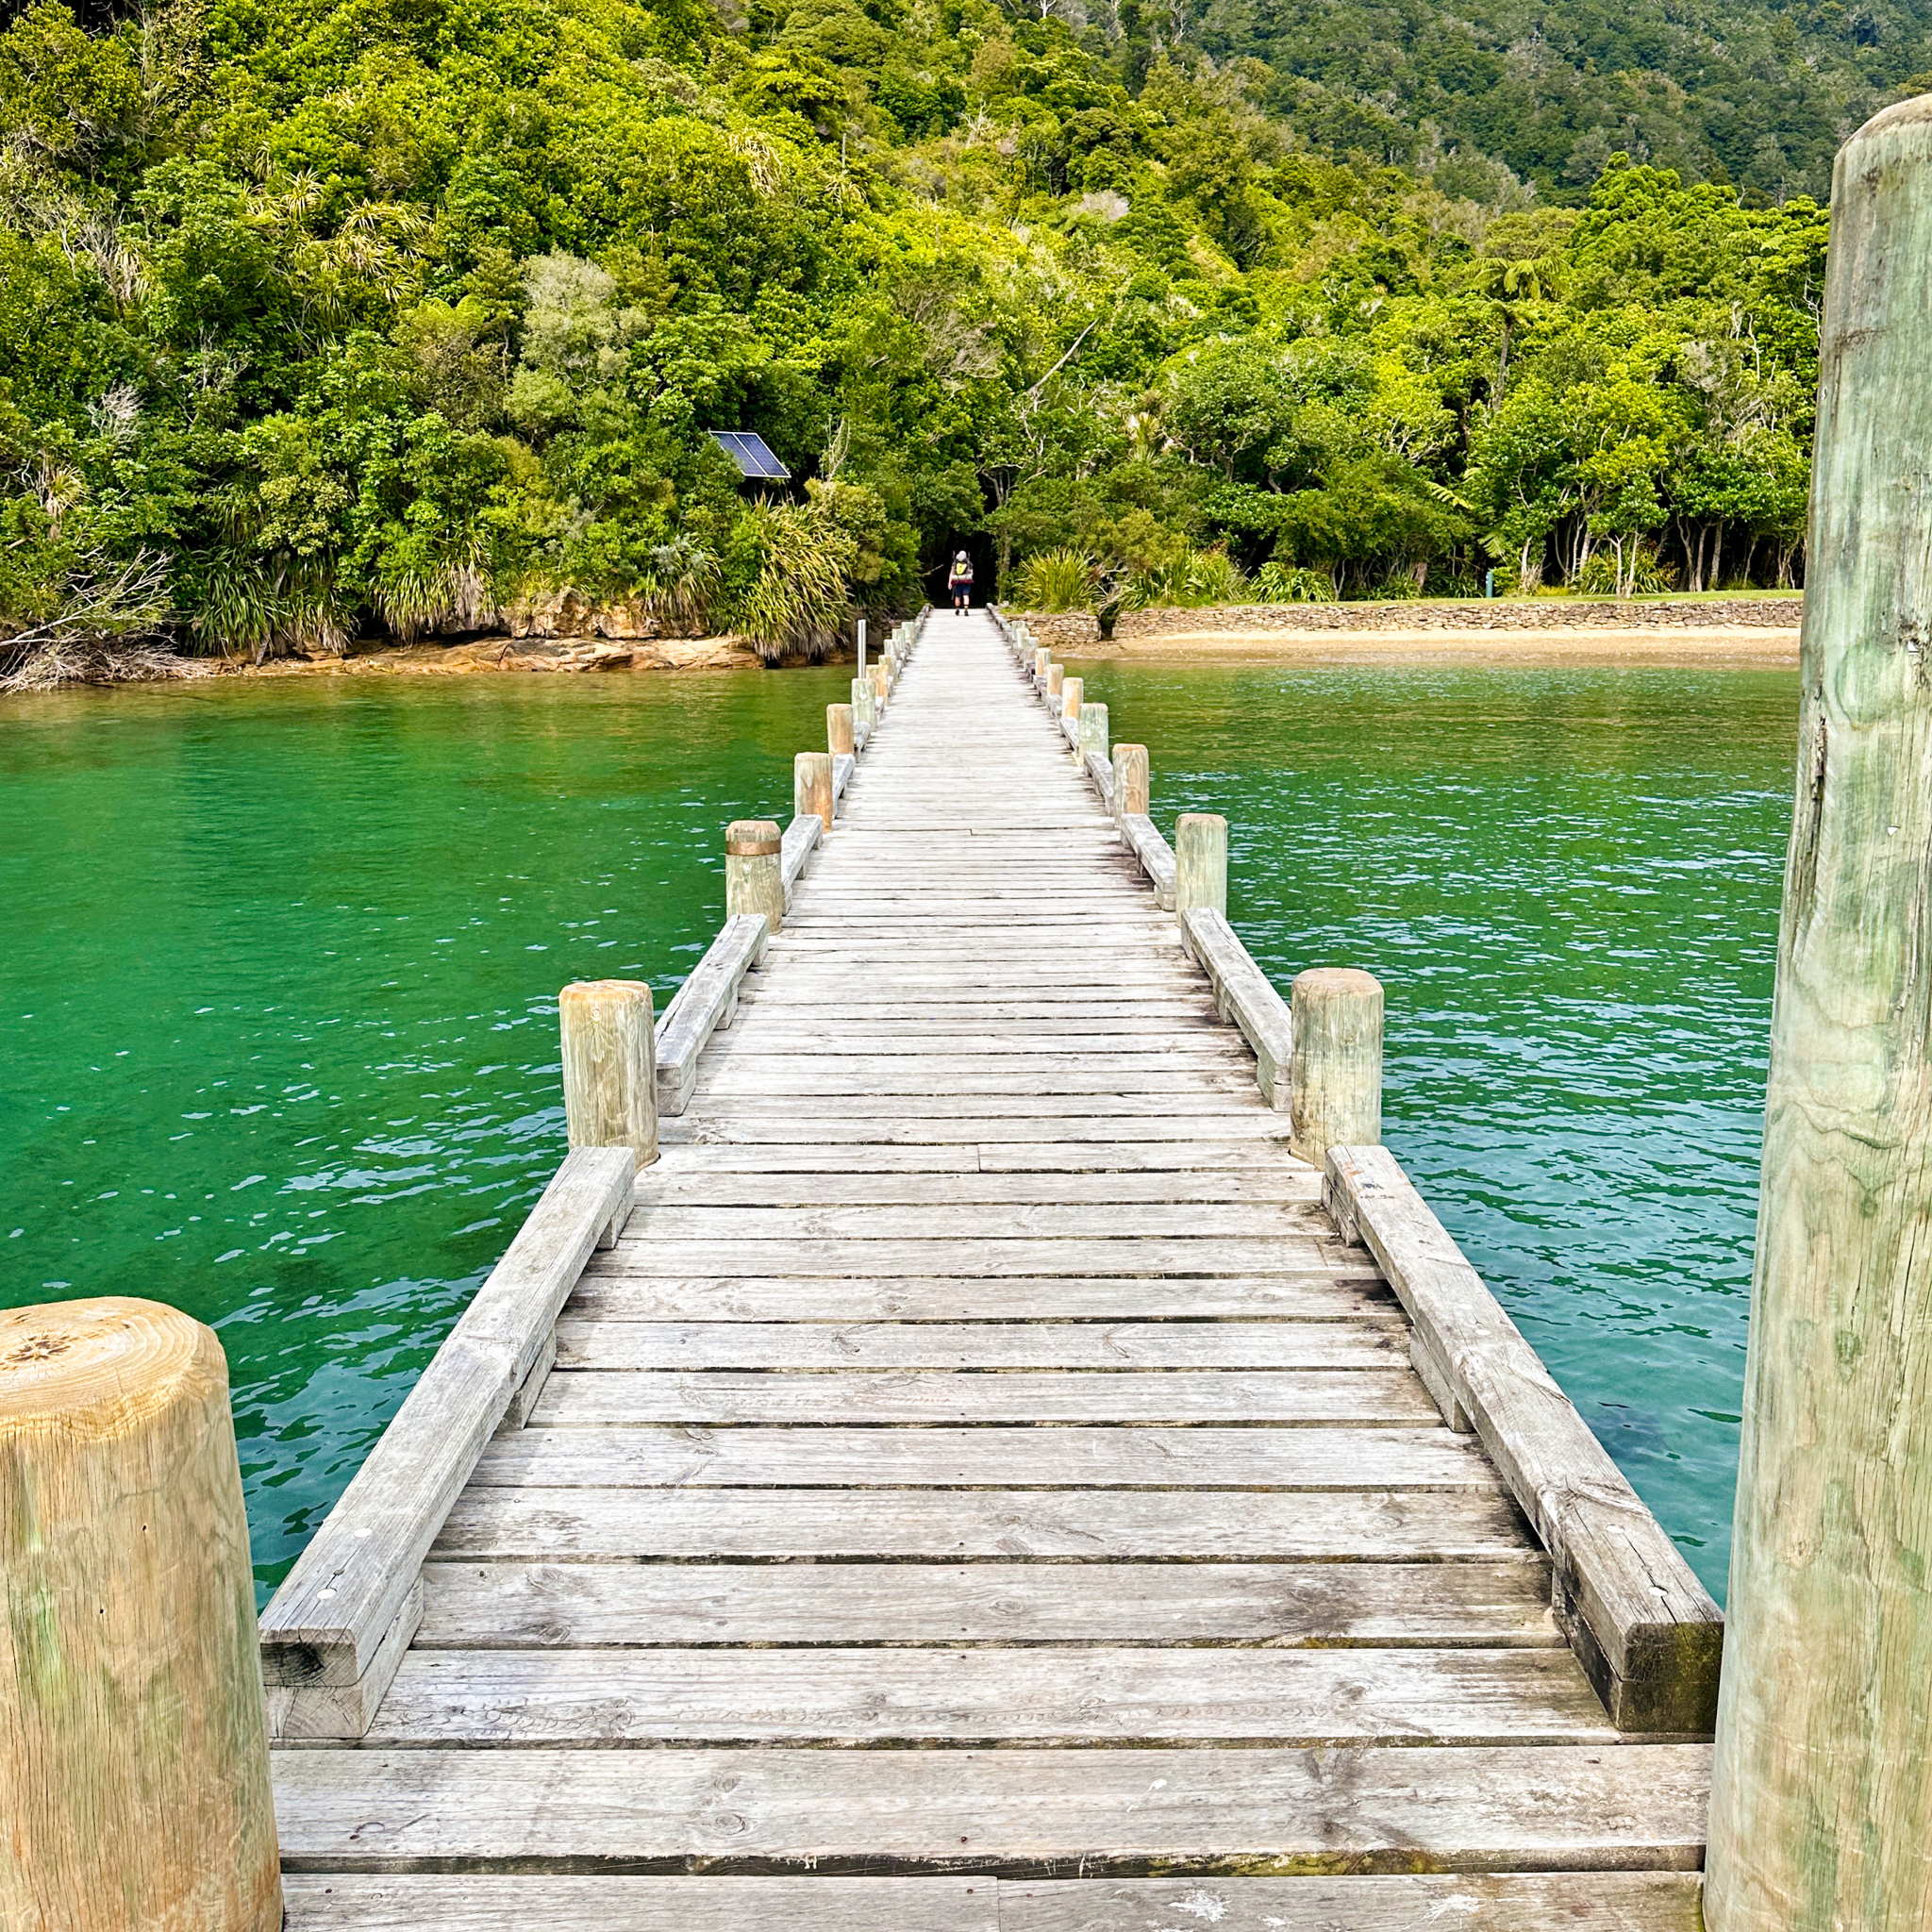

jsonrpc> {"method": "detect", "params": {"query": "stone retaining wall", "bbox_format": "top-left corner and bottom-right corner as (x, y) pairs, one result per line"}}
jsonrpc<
(1007, 597), (1803, 647)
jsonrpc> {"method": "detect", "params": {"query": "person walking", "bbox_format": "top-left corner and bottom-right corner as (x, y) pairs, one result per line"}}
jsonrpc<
(947, 550), (974, 612)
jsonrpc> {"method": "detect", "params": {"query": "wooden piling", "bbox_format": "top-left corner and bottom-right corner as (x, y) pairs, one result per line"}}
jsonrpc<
(795, 750), (834, 828)
(1113, 743), (1150, 820)
(1034, 646), (1050, 683)
(1062, 675), (1083, 723)
(1705, 92), (1932, 1932)
(725, 818), (785, 934)
(1174, 812), (1227, 923)
(0, 1296), (283, 1932)
(827, 703), (855, 757)
(1289, 968), (1383, 1170)
(1046, 663), (1063, 702)
(873, 662), (889, 709)
(559, 978), (658, 1167)
(1079, 701), (1108, 764)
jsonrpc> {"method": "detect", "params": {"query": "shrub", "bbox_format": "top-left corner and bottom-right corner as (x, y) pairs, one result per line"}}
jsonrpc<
(1011, 548), (1098, 612)
(1574, 545), (1678, 598)
(1127, 546), (1252, 609)
(1253, 560), (1336, 604)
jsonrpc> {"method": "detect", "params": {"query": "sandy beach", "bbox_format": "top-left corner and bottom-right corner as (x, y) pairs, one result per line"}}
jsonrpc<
(1060, 622), (1801, 667)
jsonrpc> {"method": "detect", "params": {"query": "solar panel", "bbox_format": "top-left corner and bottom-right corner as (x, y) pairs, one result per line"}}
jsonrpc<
(708, 430), (791, 481)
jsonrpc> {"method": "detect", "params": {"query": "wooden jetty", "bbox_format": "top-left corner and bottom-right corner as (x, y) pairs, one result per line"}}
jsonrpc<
(228, 607), (1721, 1927)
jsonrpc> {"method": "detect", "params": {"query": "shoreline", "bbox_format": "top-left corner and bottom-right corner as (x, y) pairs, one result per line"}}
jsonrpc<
(1056, 623), (1800, 667)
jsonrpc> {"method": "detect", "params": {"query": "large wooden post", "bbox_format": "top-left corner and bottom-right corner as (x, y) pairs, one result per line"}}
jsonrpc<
(1706, 94), (1932, 1930)
(0, 1297), (283, 1931)
(1045, 662), (1063, 703)
(1061, 675), (1082, 724)
(1113, 743), (1150, 821)
(1174, 812), (1227, 923)
(1079, 701), (1108, 766)
(1289, 969), (1383, 1170)
(794, 751), (834, 829)
(725, 818), (785, 933)
(827, 703), (855, 757)
(559, 977), (658, 1167)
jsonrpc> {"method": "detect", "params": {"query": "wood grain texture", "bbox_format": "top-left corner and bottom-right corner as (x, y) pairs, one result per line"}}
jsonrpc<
(1324, 1146), (1721, 1734)
(559, 978), (658, 1167)
(1705, 94), (1932, 1931)
(433, 1485), (1539, 1561)
(552, 1318), (1404, 1371)
(1291, 970), (1383, 1169)
(1182, 907), (1293, 1109)
(724, 818), (786, 933)
(365, 1644), (1612, 1747)
(258, 1145), (634, 1686)
(269, 1742), (1713, 1873)
(1174, 814), (1228, 924)
(415, 1559), (1556, 1649)
(654, 914), (768, 1116)
(283, 1874), (999, 1930)
(470, 1425), (1496, 1491)
(0, 1297), (282, 1932)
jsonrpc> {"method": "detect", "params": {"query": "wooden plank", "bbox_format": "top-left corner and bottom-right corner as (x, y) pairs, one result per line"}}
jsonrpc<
(655, 913), (769, 1116)
(469, 1425), (1493, 1492)
(680, 1094), (1287, 1122)
(283, 1875), (1000, 1931)
(257, 1146), (636, 1699)
(646, 1140), (1311, 1174)
(268, 1741), (1714, 1873)
(367, 1646), (1614, 1748)
(624, 1203), (1329, 1239)
(694, 1067), (1260, 1100)
(566, 1274), (1391, 1323)
(997, 1874), (1705, 1930)
(1182, 907), (1294, 1110)
(415, 1559), (1557, 1649)
(532, 1369), (1439, 1427)
(552, 1319), (1406, 1372)
(634, 1170), (1322, 1206)
(1324, 1146), (1723, 1736)
(781, 812), (821, 896)
(1119, 814), (1178, 910)
(593, 1239), (1354, 1279)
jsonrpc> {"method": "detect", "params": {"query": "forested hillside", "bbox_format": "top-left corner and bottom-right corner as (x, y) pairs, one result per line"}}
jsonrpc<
(0, 0), (1907, 675)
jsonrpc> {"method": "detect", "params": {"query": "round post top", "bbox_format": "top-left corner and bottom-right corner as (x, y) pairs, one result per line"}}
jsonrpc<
(0, 1297), (225, 1442)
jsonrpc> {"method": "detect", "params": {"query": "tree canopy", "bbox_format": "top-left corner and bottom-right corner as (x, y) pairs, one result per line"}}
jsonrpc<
(0, 0), (1892, 666)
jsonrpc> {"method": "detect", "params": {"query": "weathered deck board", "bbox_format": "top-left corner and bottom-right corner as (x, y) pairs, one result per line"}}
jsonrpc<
(275, 610), (1707, 1913)
(413, 1559), (1557, 1648)
(272, 1742), (1712, 1873)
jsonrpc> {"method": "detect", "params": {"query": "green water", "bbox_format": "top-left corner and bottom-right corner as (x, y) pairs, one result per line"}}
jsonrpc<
(1, 667), (849, 1595)
(1074, 657), (1798, 1597)
(3, 658), (1795, 1603)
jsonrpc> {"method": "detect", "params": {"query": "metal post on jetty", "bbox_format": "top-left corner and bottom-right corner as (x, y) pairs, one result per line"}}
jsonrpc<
(1288, 969), (1384, 1170)
(1705, 92), (1932, 1930)
(0, 1298), (282, 1932)
(558, 978), (658, 1167)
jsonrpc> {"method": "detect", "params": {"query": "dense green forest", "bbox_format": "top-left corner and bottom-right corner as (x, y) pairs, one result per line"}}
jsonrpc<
(0, 0), (1916, 675)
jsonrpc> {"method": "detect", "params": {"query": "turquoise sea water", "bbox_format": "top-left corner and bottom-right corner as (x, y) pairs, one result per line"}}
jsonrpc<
(1, 656), (1795, 1600)
(0, 667), (848, 1595)
(1073, 657), (1798, 1597)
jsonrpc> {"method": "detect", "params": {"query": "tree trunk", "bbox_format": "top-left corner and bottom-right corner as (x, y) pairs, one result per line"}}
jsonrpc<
(1705, 92), (1932, 1931)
